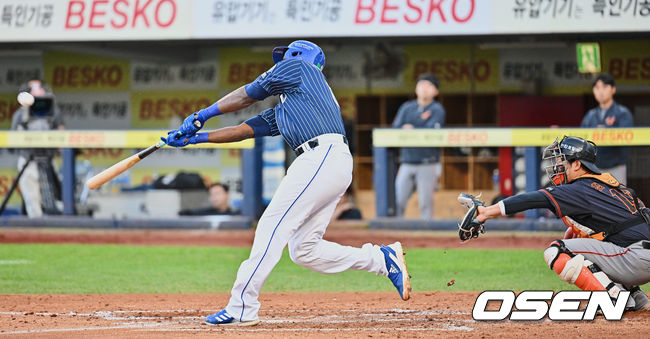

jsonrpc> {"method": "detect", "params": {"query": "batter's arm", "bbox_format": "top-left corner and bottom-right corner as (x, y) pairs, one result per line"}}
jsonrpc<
(215, 86), (259, 114)
(203, 122), (255, 143)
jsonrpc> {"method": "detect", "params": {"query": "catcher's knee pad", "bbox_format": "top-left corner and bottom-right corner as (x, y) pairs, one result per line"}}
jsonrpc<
(543, 240), (619, 296)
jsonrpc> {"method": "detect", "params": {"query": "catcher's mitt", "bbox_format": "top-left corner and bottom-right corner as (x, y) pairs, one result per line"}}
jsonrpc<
(457, 193), (486, 242)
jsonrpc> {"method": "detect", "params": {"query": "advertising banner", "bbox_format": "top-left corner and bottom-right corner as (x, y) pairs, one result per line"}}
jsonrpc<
(0, 0), (648, 42)
(0, 55), (43, 92)
(0, 92), (21, 129)
(601, 40), (650, 88)
(131, 61), (219, 90)
(493, 0), (650, 34)
(192, 0), (490, 39)
(44, 50), (131, 92)
(56, 92), (131, 129)
(498, 46), (595, 94)
(0, 0), (192, 41)
(130, 90), (219, 129)
(403, 43), (500, 93)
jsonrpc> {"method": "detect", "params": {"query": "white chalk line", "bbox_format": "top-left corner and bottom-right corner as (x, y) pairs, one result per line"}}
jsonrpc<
(0, 259), (32, 265)
(0, 309), (471, 318)
(0, 308), (475, 335)
(144, 325), (475, 333)
(0, 323), (166, 335)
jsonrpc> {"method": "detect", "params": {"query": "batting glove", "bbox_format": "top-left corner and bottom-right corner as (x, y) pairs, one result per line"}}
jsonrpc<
(162, 130), (198, 148)
(178, 112), (204, 138)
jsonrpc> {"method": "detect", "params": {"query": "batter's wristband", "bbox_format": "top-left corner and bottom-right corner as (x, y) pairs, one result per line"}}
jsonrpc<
(196, 132), (209, 144)
(197, 102), (222, 121)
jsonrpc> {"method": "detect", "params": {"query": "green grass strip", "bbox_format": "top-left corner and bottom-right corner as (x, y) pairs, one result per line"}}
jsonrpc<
(0, 244), (646, 294)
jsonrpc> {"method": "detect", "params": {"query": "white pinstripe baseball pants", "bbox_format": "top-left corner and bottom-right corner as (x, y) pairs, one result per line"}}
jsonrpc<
(224, 136), (388, 322)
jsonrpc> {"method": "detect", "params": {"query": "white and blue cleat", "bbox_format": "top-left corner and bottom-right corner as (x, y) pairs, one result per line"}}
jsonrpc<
(380, 241), (412, 301)
(205, 309), (260, 326)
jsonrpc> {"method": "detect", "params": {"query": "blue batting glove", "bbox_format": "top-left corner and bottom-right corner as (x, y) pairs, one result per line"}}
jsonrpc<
(162, 130), (197, 148)
(178, 112), (204, 138)
(177, 103), (222, 138)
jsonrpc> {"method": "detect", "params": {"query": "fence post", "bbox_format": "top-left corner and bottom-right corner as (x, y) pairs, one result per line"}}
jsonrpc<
(62, 148), (76, 215)
(242, 138), (263, 219)
(373, 147), (396, 217)
(524, 146), (540, 219)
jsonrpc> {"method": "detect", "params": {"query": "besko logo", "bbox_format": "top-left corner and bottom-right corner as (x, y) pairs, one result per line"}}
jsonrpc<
(472, 291), (630, 321)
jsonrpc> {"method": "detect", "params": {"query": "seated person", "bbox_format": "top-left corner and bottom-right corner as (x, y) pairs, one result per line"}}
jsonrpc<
(330, 186), (362, 221)
(179, 183), (238, 216)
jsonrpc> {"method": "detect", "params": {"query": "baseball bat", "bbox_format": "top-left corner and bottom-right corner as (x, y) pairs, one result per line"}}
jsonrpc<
(86, 141), (166, 190)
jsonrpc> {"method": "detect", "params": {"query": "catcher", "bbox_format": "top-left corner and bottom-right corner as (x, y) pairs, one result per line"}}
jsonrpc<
(458, 136), (650, 311)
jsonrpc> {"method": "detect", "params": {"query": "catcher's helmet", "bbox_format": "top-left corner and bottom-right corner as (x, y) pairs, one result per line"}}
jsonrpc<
(542, 136), (600, 185)
(272, 40), (325, 70)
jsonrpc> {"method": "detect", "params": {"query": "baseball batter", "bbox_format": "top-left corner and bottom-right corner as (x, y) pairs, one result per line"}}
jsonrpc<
(161, 40), (411, 325)
(460, 136), (650, 311)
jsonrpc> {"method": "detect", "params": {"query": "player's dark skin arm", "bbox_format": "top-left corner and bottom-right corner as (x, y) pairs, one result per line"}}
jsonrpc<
(215, 86), (258, 113)
(200, 86), (260, 143)
(204, 123), (255, 143)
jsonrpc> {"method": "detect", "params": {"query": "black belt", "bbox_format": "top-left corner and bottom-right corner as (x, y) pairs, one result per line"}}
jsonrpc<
(295, 135), (348, 156)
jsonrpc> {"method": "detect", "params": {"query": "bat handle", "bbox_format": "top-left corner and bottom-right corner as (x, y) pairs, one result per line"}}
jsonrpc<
(138, 141), (166, 159)
(174, 119), (203, 140)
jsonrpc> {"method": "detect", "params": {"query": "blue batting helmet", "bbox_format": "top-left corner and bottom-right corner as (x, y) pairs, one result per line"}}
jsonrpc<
(272, 40), (325, 70)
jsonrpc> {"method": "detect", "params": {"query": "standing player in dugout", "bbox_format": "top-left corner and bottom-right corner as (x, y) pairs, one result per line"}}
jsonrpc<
(160, 40), (411, 325)
(458, 136), (650, 311)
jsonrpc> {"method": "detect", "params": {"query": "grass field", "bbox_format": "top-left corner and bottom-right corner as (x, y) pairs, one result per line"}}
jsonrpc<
(0, 244), (612, 294)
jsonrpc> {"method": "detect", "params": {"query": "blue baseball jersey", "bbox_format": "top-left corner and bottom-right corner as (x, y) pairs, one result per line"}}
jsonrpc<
(244, 58), (346, 149)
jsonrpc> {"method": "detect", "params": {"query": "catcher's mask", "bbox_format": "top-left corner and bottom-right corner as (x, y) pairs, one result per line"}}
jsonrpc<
(272, 40), (325, 71)
(542, 136), (600, 185)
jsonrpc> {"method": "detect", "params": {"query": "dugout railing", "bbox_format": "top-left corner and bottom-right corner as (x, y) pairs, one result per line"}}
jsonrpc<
(372, 127), (650, 219)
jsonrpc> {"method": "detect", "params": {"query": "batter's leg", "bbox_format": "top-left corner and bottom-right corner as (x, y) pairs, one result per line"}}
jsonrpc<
(221, 143), (350, 323)
(287, 196), (386, 275)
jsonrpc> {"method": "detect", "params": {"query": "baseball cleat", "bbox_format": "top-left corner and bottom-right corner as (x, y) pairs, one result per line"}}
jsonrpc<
(629, 287), (650, 311)
(205, 309), (260, 326)
(380, 241), (411, 301)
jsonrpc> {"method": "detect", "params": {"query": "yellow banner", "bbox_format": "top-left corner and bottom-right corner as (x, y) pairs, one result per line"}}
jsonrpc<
(332, 89), (365, 120)
(219, 47), (273, 90)
(403, 44), (500, 93)
(374, 128), (511, 147)
(0, 93), (21, 129)
(511, 128), (650, 146)
(0, 168), (21, 206)
(220, 148), (241, 167)
(601, 40), (650, 87)
(130, 90), (220, 129)
(44, 51), (130, 92)
(373, 128), (650, 147)
(0, 130), (254, 149)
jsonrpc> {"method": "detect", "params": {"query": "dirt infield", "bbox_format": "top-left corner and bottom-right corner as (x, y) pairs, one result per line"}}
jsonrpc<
(1, 228), (649, 338)
(0, 228), (561, 249)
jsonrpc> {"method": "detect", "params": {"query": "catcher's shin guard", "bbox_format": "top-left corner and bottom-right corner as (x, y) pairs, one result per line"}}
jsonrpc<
(543, 240), (622, 298)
